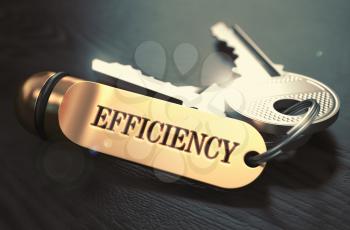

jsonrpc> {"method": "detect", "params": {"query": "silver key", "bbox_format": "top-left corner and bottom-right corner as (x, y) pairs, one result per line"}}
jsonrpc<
(210, 22), (340, 135)
(92, 59), (201, 106)
(92, 59), (236, 117)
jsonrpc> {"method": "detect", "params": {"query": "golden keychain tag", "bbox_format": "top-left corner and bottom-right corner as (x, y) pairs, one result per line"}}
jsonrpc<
(17, 72), (266, 189)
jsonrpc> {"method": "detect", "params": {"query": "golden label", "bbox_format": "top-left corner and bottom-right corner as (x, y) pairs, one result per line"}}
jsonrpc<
(58, 82), (266, 188)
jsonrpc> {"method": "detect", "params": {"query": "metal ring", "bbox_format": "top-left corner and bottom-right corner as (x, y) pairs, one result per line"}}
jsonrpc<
(246, 99), (320, 166)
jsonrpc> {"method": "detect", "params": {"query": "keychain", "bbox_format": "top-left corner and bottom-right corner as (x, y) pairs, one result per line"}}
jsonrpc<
(16, 22), (337, 189)
(17, 71), (319, 189)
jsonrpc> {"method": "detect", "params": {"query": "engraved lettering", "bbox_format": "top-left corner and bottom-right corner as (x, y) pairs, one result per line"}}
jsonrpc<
(169, 126), (190, 151)
(90, 105), (112, 129)
(184, 131), (208, 155)
(135, 117), (150, 140)
(221, 140), (240, 164)
(121, 114), (142, 135)
(107, 110), (126, 131)
(147, 121), (164, 143)
(160, 124), (173, 146)
(204, 136), (222, 159)
(90, 105), (242, 165)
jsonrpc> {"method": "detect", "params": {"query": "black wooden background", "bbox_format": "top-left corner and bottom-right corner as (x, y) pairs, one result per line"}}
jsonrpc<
(1, 0), (350, 229)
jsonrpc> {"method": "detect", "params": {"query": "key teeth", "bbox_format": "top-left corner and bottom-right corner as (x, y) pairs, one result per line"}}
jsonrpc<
(211, 22), (232, 46)
(112, 62), (166, 84)
(211, 22), (243, 76)
(212, 22), (236, 43)
(211, 22), (285, 76)
(231, 67), (241, 77)
(111, 62), (144, 76)
(274, 64), (285, 73)
(94, 59), (202, 104)
(212, 22), (264, 76)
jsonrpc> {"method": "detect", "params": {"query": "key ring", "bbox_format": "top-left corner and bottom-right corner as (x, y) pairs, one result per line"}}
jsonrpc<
(246, 99), (320, 166)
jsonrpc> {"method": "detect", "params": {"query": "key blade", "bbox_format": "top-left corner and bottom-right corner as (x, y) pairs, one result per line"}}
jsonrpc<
(211, 22), (283, 79)
(91, 59), (200, 106)
(232, 24), (282, 76)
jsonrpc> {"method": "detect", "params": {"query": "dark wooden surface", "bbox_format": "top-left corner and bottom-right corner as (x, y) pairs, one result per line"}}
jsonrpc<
(1, 0), (350, 229)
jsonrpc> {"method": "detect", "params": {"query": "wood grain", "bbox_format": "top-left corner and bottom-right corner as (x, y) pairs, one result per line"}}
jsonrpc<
(1, 0), (349, 229)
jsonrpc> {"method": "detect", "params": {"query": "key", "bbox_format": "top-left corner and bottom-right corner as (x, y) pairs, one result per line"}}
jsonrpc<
(212, 23), (284, 79)
(92, 59), (201, 107)
(92, 59), (243, 117)
(92, 59), (233, 116)
(209, 22), (340, 135)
